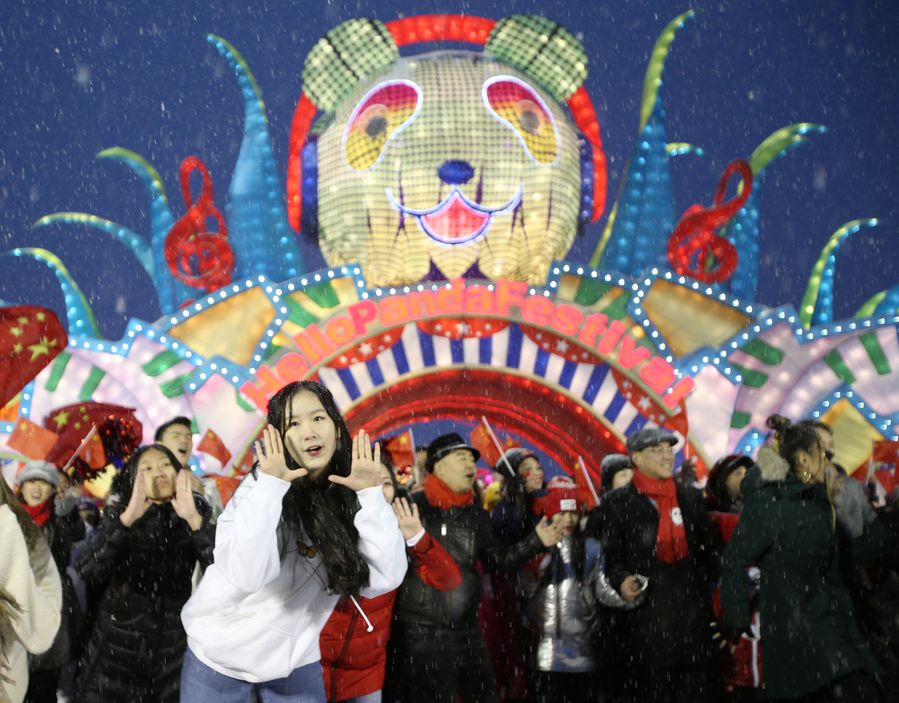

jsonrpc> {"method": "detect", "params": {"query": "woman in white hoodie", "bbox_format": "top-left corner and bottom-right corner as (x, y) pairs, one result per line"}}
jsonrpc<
(0, 475), (62, 703)
(180, 380), (407, 702)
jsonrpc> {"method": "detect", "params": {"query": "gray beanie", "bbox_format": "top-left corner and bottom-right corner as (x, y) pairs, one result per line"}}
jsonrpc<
(18, 460), (60, 488)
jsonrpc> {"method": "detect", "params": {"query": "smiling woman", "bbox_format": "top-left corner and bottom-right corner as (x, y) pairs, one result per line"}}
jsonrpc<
(179, 380), (407, 701)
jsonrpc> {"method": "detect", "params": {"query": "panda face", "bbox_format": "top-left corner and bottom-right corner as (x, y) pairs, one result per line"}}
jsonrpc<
(314, 52), (584, 287)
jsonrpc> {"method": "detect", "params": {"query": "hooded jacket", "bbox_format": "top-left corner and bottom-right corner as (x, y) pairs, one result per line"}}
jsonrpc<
(720, 446), (888, 699)
(181, 474), (407, 684)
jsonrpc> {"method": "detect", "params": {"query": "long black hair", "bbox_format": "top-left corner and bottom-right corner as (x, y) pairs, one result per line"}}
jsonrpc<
(265, 380), (369, 596)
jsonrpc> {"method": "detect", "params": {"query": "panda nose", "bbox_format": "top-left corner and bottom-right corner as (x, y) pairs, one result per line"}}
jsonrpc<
(437, 160), (475, 185)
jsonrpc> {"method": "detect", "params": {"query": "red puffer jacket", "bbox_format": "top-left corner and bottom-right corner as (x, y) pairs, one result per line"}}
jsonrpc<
(320, 531), (462, 701)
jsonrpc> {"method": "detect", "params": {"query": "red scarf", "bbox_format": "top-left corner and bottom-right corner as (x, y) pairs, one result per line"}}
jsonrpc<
(631, 472), (688, 563)
(424, 474), (475, 509)
(22, 498), (53, 527)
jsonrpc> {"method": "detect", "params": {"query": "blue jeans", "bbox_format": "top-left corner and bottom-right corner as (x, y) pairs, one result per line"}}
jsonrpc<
(180, 647), (326, 703)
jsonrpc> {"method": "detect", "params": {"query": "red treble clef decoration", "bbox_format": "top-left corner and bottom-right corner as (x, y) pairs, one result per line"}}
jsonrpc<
(667, 159), (753, 284)
(164, 156), (235, 294)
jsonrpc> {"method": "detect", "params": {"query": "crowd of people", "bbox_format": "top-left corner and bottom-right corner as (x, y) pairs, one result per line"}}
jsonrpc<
(2, 379), (899, 703)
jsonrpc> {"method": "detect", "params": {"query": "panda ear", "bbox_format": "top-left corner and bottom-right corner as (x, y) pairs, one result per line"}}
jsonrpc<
(302, 18), (399, 112)
(486, 15), (588, 102)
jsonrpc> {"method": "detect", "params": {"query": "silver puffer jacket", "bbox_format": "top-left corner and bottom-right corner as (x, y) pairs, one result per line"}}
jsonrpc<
(525, 535), (637, 673)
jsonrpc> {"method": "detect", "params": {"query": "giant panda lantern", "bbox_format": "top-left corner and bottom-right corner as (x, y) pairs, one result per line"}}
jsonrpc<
(288, 15), (607, 288)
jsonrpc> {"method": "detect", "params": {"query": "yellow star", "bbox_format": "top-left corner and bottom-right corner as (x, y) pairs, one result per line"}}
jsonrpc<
(27, 338), (52, 361)
(53, 411), (71, 429)
(36, 312), (46, 322)
(17, 316), (29, 325)
(10, 327), (23, 337)
(13, 343), (23, 353)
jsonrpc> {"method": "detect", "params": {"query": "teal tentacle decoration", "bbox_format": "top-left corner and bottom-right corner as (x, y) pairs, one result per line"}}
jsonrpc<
(208, 34), (302, 281)
(872, 285), (899, 317)
(799, 218), (879, 327)
(6, 248), (99, 336)
(34, 212), (153, 277)
(592, 11), (693, 274)
(724, 124), (826, 300)
(96, 147), (186, 314)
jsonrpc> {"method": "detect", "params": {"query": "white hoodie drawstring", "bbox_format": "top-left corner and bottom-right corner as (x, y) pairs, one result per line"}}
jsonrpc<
(349, 595), (374, 633)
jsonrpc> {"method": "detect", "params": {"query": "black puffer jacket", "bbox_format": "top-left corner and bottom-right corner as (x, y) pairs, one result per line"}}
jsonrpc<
(394, 490), (545, 632)
(74, 495), (214, 703)
(601, 481), (721, 669)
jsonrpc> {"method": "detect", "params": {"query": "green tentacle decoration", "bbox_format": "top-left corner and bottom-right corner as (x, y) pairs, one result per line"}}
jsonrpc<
(666, 142), (704, 157)
(799, 218), (879, 327)
(856, 291), (887, 318)
(748, 123), (827, 176)
(639, 10), (694, 132)
(34, 212), (153, 277)
(7, 247), (99, 336)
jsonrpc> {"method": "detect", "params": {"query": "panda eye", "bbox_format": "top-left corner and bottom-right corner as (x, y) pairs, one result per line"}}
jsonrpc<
(516, 101), (544, 135)
(364, 113), (388, 138)
(483, 77), (558, 165)
(343, 80), (422, 171)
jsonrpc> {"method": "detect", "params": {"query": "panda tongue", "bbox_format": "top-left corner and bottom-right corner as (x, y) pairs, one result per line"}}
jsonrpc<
(421, 193), (489, 242)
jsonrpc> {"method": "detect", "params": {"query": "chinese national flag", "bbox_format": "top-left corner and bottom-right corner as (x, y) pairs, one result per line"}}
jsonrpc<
(198, 428), (232, 467)
(469, 422), (515, 469)
(574, 460), (600, 509)
(210, 475), (241, 507)
(0, 306), (67, 408)
(383, 430), (415, 469)
(6, 418), (59, 460)
(80, 426), (108, 470)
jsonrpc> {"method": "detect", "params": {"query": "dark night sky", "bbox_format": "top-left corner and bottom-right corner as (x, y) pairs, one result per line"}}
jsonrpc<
(2, 0), (897, 340)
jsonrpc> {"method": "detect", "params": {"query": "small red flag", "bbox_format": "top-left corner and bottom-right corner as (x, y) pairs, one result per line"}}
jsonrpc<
(210, 475), (241, 506)
(198, 428), (232, 467)
(469, 422), (514, 469)
(6, 418), (59, 460)
(383, 430), (415, 469)
(574, 458), (600, 509)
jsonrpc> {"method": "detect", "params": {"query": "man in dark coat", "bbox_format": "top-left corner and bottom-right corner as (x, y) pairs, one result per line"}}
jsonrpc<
(600, 428), (721, 702)
(74, 444), (214, 703)
(391, 433), (563, 703)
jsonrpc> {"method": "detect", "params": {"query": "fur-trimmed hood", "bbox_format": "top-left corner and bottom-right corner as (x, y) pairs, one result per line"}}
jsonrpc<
(756, 445), (790, 482)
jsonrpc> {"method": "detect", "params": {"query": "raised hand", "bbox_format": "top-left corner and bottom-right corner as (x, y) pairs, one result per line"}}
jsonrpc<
(256, 424), (308, 482)
(120, 470), (151, 527)
(172, 470), (203, 531)
(329, 430), (381, 492)
(619, 574), (644, 603)
(534, 515), (566, 548)
(392, 497), (423, 541)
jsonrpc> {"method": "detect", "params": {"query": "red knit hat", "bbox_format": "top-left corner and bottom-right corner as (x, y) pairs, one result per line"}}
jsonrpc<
(544, 476), (578, 518)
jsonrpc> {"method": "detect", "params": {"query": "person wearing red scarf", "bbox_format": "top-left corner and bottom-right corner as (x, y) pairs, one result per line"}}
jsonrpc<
(391, 433), (564, 703)
(599, 428), (722, 703)
(15, 460), (85, 703)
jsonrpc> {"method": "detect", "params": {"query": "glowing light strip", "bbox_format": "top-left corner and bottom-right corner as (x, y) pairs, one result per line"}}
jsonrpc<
(807, 385), (897, 436)
(185, 266), (361, 392)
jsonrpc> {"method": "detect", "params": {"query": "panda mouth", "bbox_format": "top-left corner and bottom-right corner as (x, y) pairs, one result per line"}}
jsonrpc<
(386, 186), (522, 245)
